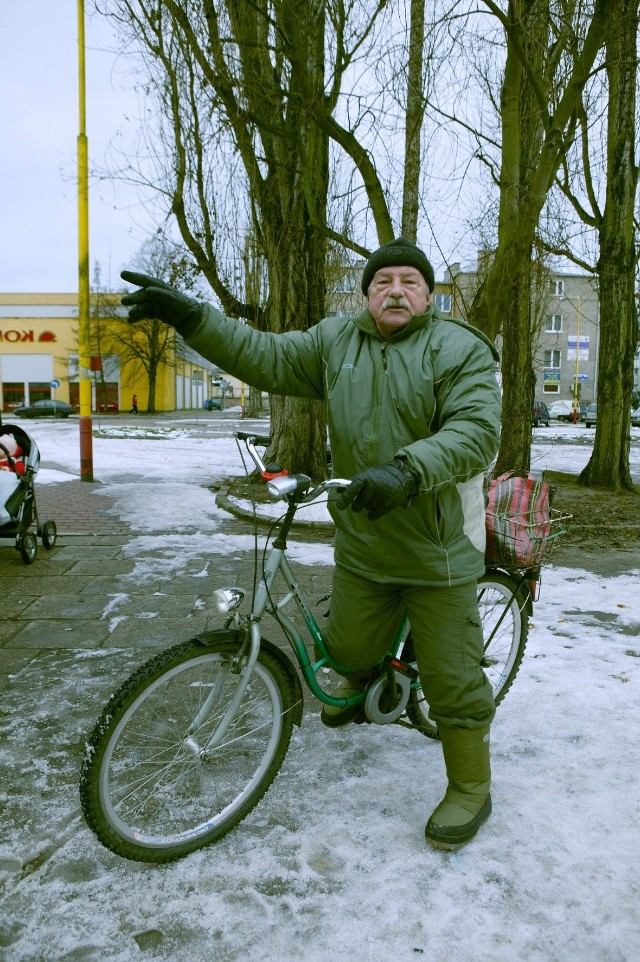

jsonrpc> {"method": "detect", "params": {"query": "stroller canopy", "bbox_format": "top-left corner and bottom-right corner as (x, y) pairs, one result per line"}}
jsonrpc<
(0, 424), (41, 475)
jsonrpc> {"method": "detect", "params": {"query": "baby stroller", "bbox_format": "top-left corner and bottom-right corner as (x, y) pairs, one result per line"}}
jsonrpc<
(0, 423), (57, 564)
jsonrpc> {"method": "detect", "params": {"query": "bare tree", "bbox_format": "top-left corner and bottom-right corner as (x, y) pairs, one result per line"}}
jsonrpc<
(581, 0), (639, 489)
(548, 0), (639, 490)
(105, 237), (197, 412)
(97, 0), (384, 475)
(464, 0), (609, 474)
(106, 316), (175, 413)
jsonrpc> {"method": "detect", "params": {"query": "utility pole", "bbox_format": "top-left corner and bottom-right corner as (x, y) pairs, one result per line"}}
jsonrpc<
(77, 0), (94, 480)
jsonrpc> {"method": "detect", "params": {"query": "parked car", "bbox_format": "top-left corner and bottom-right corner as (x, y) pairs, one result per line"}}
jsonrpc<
(203, 398), (223, 411)
(585, 403), (597, 428)
(630, 408), (640, 428)
(14, 399), (73, 419)
(548, 400), (573, 421)
(532, 400), (550, 427)
(548, 399), (587, 422)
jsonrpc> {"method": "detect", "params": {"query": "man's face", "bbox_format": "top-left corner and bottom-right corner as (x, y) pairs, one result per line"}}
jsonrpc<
(366, 265), (430, 338)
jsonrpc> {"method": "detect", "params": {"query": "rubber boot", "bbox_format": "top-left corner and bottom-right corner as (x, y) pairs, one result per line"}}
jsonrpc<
(320, 676), (368, 728)
(424, 726), (491, 850)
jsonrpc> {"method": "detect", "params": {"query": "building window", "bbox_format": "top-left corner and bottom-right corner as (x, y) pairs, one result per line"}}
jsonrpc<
(544, 350), (561, 368)
(551, 279), (565, 297)
(29, 382), (52, 404)
(546, 314), (563, 332)
(1, 382), (25, 411)
(543, 383), (560, 394)
(434, 293), (452, 314)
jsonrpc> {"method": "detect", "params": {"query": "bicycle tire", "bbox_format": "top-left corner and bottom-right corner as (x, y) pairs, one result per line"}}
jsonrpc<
(80, 637), (297, 863)
(403, 572), (529, 739)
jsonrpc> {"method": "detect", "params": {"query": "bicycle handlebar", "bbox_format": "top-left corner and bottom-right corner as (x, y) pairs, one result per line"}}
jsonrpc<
(235, 431), (271, 446)
(235, 432), (348, 503)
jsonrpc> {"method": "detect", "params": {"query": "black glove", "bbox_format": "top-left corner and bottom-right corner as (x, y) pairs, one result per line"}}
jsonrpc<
(120, 271), (204, 339)
(336, 459), (420, 521)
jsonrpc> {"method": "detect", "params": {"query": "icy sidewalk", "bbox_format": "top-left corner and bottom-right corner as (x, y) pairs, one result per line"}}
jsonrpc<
(0, 416), (638, 961)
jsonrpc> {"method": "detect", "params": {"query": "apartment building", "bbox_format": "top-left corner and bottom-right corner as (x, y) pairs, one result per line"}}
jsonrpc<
(445, 258), (605, 405)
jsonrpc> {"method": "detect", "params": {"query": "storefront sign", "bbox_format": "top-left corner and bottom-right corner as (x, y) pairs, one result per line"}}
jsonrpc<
(0, 329), (57, 343)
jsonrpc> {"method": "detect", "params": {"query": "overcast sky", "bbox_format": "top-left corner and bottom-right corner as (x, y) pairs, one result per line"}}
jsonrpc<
(0, 3), (155, 294)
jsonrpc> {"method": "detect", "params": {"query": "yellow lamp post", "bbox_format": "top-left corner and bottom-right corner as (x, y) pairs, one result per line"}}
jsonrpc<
(77, 0), (94, 480)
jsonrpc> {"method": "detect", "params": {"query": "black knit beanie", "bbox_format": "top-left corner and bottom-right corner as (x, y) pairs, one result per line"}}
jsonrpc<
(361, 236), (435, 294)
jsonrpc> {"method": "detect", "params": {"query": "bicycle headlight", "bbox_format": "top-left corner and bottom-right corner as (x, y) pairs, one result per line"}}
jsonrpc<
(266, 476), (298, 499)
(213, 587), (246, 613)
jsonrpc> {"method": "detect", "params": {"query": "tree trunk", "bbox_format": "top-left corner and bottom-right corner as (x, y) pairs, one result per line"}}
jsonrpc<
(147, 364), (157, 413)
(269, 396), (327, 478)
(401, 0), (425, 242)
(245, 385), (263, 419)
(470, 0), (607, 472)
(258, 0), (329, 478)
(494, 265), (537, 474)
(580, 0), (639, 490)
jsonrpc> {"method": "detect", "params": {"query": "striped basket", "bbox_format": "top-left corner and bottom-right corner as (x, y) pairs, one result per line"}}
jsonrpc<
(485, 471), (565, 569)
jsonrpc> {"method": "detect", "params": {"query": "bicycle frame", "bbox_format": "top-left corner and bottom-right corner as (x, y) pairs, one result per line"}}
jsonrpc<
(215, 433), (414, 712)
(238, 538), (411, 708)
(215, 433), (535, 719)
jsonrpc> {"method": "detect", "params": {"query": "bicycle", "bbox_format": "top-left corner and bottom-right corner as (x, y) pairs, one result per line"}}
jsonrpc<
(79, 432), (564, 863)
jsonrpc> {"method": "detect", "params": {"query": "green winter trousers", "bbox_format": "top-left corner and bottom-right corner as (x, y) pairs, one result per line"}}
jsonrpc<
(324, 565), (495, 731)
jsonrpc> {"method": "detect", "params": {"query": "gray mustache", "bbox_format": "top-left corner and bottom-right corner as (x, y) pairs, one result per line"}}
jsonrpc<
(382, 297), (410, 310)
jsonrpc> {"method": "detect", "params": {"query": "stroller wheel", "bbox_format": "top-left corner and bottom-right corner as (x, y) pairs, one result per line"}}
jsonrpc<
(19, 531), (38, 565)
(42, 520), (57, 550)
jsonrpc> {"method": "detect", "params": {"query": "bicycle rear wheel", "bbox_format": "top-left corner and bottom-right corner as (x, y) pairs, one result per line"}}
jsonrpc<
(80, 636), (297, 863)
(404, 572), (529, 738)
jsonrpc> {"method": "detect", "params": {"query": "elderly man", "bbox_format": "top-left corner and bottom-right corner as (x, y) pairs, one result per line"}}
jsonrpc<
(121, 236), (502, 850)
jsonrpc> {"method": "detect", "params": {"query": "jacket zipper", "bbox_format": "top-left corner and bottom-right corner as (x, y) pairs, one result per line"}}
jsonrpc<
(368, 343), (387, 464)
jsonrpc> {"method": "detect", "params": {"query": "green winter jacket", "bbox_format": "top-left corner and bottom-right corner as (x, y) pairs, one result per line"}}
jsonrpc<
(188, 303), (501, 587)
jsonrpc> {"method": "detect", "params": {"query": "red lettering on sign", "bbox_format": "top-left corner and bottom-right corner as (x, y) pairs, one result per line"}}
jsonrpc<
(0, 329), (49, 343)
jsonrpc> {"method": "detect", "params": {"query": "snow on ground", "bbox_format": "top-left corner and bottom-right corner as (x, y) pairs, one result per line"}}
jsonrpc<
(1, 416), (639, 962)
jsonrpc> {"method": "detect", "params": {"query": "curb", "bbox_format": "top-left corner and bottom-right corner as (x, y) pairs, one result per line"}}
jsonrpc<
(213, 484), (335, 532)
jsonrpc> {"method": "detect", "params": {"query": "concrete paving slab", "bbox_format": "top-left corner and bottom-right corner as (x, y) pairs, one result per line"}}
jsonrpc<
(0, 576), (95, 596)
(21, 594), (116, 620)
(5, 620), (112, 649)
(0, 618), (24, 643)
(0, 594), (40, 616)
(102, 615), (212, 648)
(0, 555), (78, 575)
(63, 559), (137, 577)
(46, 545), (127, 560)
(94, 593), (208, 618)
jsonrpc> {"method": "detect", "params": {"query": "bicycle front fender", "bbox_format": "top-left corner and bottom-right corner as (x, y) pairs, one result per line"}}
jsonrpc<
(483, 566), (533, 616)
(195, 628), (304, 727)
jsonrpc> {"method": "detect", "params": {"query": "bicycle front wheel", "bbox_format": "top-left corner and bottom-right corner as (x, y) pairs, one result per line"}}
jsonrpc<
(477, 571), (529, 701)
(80, 637), (297, 863)
(404, 572), (529, 738)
